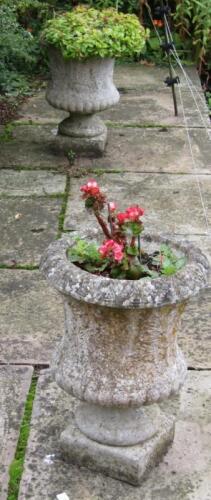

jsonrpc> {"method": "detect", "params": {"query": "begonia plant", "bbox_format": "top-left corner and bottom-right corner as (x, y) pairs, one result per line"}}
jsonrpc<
(67, 179), (186, 280)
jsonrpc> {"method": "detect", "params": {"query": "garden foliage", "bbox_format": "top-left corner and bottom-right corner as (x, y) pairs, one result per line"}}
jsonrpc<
(174, 0), (211, 71)
(1, 0), (211, 97)
(42, 6), (147, 59)
(0, 4), (39, 94)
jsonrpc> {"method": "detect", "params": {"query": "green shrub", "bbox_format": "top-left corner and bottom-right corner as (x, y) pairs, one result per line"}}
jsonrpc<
(174, 0), (211, 68)
(0, 4), (40, 94)
(16, 0), (53, 34)
(41, 6), (148, 59)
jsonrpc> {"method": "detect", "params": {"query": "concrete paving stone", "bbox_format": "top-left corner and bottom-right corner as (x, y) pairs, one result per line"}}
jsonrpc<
(0, 170), (66, 196)
(0, 366), (33, 500)
(75, 126), (211, 174)
(114, 64), (202, 91)
(0, 197), (62, 265)
(64, 173), (210, 235)
(16, 87), (209, 128)
(100, 91), (210, 128)
(18, 93), (68, 124)
(0, 270), (64, 364)
(18, 369), (211, 500)
(179, 287), (211, 369)
(0, 125), (69, 170)
(16, 66), (204, 127)
(166, 234), (211, 369)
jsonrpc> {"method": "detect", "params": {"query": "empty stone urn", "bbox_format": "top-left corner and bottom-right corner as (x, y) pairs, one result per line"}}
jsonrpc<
(46, 48), (120, 155)
(40, 232), (209, 485)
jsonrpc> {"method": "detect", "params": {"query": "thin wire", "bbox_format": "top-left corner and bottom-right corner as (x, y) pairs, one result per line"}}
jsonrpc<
(171, 49), (211, 139)
(146, 6), (210, 234)
(173, 69), (210, 234)
(163, 15), (211, 140)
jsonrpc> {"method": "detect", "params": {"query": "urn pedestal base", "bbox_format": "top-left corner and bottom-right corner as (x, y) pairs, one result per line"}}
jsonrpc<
(57, 113), (107, 156)
(60, 412), (175, 486)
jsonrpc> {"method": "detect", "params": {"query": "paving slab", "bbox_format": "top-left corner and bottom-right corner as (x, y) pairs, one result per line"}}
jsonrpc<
(0, 125), (69, 170)
(114, 64), (202, 91)
(19, 369), (211, 500)
(0, 270), (64, 364)
(0, 366), (33, 500)
(166, 234), (211, 369)
(74, 126), (211, 174)
(0, 170), (66, 196)
(19, 93), (68, 125)
(64, 173), (210, 235)
(0, 197), (62, 265)
(16, 89), (209, 128)
(179, 287), (211, 369)
(100, 92), (210, 128)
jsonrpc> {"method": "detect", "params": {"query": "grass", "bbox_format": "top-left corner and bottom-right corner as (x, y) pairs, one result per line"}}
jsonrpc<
(7, 375), (38, 500)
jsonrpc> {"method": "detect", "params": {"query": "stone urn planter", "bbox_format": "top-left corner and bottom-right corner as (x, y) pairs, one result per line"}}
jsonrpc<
(41, 7), (148, 155)
(46, 49), (119, 155)
(40, 232), (209, 485)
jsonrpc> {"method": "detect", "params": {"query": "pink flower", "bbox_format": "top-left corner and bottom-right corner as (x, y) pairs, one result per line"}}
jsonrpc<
(117, 212), (128, 224)
(117, 205), (144, 224)
(99, 240), (124, 262)
(108, 202), (116, 212)
(80, 179), (100, 197)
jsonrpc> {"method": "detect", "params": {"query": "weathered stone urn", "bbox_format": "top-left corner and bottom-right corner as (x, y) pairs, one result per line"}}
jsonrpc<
(40, 232), (209, 485)
(46, 48), (120, 155)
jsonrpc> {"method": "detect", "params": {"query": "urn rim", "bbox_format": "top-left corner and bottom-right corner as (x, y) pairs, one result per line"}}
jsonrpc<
(40, 231), (209, 309)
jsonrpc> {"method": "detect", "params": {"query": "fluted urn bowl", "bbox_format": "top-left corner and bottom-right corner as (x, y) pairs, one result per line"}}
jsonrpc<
(46, 48), (120, 154)
(40, 232), (209, 484)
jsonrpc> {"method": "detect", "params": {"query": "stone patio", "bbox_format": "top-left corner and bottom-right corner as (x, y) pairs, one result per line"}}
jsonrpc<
(0, 63), (210, 499)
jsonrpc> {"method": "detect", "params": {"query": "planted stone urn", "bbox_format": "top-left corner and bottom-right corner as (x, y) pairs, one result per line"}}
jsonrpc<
(40, 180), (209, 485)
(41, 7), (148, 155)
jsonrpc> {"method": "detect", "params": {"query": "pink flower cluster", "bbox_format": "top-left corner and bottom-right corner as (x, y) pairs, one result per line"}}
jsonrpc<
(117, 205), (144, 224)
(80, 179), (100, 197)
(99, 240), (124, 262)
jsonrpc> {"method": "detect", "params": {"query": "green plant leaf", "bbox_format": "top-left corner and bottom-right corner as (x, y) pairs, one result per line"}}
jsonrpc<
(126, 245), (138, 256)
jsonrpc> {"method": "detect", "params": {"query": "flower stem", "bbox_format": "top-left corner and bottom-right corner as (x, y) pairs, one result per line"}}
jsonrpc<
(130, 236), (136, 247)
(94, 211), (111, 239)
(138, 235), (141, 263)
(107, 203), (114, 237)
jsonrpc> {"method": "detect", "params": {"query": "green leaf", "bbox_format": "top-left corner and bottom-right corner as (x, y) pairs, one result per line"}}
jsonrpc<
(110, 266), (126, 279)
(126, 245), (138, 256)
(85, 197), (95, 208)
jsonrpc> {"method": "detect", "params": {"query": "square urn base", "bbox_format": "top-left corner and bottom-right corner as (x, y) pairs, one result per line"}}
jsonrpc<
(60, 413), (175, 486)
(56, 129), (107, 157)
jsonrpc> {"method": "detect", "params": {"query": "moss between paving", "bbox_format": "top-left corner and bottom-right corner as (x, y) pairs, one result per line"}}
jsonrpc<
(0, 366), (33, 500)
(7, 376), (37, 500)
